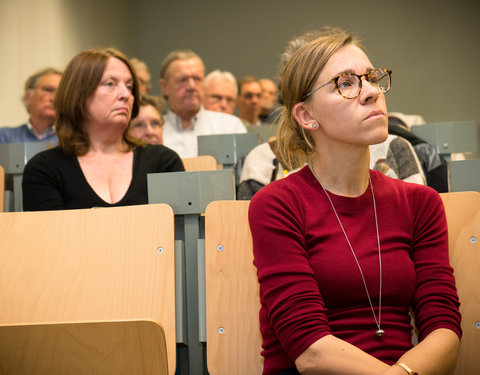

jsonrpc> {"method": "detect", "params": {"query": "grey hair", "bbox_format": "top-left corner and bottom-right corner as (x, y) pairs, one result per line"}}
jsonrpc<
(204, 70), (238, 96)
(129, 57), (150, 73)
(159, 49), (204, 80)
(22, 67), (62, 108)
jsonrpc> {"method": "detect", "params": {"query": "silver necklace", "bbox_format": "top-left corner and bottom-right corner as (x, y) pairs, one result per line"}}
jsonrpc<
(311, 165), (384, 337)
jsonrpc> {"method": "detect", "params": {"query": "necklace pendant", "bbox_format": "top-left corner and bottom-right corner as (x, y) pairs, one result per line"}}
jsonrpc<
(375, 329), (385, 337)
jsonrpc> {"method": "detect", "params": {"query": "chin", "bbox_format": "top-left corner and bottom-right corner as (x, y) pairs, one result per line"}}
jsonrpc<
(371, 130), (389, 145)
(186, 104), (201, 113)
(43, 111), (56, 119)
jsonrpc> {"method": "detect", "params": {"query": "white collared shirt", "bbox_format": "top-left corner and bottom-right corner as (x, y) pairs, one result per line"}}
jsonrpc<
(27, 119), (56, 140)
(163, 107), (247, 158)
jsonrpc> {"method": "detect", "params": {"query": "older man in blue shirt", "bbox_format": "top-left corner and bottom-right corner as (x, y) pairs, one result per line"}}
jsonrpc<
(0, 67), (62, 144)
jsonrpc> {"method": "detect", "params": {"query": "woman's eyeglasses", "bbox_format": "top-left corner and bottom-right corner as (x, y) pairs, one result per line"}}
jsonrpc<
(303, 68), (392, 100)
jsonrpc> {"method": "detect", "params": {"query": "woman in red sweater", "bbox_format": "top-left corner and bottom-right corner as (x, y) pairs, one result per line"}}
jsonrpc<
(248, 27), (461, 375)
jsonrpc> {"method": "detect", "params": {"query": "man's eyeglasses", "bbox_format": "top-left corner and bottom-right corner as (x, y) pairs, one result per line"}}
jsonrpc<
(37, 85), (57, 95)
(206, 94), (236, 106)
(241, 92), (262, 100)
(303, 68), (392, 100)
(138, 78), (151, 90)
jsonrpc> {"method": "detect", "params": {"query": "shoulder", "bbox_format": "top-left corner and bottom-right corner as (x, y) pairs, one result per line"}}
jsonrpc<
(163, 109), (177, 122)
(136, 144), (185, 171)
(371, 169), (441, 209)
(249, 166), (312, 230)
(388, 134), (417, 154)
(198, 109), (247, 132)
(162, 110), (179, 130)
(23, 147), (74, 181)
(136, 144), (180, 160)
(25, 147), (70, 167)
(240, 142), (277, 184)
(0, 124), (28, 142)
(28, 146), (68, 161)
(250, 166), (311, 211)
(0, 124), (27, 132)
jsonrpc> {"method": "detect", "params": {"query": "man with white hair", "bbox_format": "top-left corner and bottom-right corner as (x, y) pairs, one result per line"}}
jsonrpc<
(204, 70), (238, 115)
(159, 49), (246, 157)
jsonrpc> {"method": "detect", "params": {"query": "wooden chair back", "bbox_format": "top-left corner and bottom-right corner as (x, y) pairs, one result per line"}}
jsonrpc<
(205, 200), (263, 375)
(0, 320), (168, 375)
(440, 192), (480, 375)
(0, 204), (176, 375)
(182, 155), (218, 171)
(203, 194), (479, 375)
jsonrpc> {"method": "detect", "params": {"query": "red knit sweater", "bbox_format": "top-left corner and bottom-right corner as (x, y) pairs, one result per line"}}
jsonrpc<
(249, 167), (462, 375)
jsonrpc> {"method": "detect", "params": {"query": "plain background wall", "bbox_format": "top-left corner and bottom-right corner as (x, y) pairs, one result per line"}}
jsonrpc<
(0, 0), (139, 126)
(1, 0), (479, 126)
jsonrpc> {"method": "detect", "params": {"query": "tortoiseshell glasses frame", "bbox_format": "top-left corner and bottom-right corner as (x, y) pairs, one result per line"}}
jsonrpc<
(302, 68), (392, 100)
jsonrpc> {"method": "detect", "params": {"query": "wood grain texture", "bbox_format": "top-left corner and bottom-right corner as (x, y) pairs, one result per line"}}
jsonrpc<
(0, 165), (4, 211)
(205, 200), (263, 375)
(182, 155), (218, 171)
(440, 192), (480, 375)
(0, 204), (176, 374)
(0, 320), (168, 375)
(204, 194), (480, 375)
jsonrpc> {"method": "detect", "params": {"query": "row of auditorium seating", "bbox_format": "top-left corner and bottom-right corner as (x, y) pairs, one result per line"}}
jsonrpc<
(0, 194), (478, 374)
(2, 121), (480, 212)
(0, 121), (479, 374)
(0, 125), (275, 211)
(411, 121), (480, 192)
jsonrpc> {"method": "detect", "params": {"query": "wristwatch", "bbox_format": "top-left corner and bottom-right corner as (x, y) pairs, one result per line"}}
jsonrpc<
(395, 362), (418, 375)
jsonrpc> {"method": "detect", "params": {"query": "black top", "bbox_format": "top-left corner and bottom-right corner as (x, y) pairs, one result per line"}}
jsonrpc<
(22, 144), (185, 211)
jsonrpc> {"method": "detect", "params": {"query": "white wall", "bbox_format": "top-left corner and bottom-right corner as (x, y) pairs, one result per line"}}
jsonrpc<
(0, 0), (138, 127)
(138, 0), (480, 123)
(2, 0), (479, 126)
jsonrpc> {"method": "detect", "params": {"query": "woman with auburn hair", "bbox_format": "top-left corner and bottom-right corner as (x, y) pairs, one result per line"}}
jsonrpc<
(249, 27), (461, 375)
(23, 48), (184, 210)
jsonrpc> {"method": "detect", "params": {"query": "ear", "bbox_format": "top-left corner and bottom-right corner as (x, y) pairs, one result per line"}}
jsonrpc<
(292, 102), (317, 131)
(159, 78), (168, 96)
(23, 89), (33, 112)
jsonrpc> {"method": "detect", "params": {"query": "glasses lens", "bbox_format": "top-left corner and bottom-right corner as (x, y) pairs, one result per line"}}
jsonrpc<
(373, 69), (391, 93)
(243, 92), (261, 100)
(337, 74), (361, 99)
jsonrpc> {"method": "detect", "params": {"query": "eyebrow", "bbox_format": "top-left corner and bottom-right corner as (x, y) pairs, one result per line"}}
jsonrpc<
(330, 67), (376, 79)
(102, 75), (134, 83)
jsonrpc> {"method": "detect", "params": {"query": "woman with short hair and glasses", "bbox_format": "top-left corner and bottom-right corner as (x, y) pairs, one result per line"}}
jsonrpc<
(128, 95), (166, 145)
(249, 27), (461, 375)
